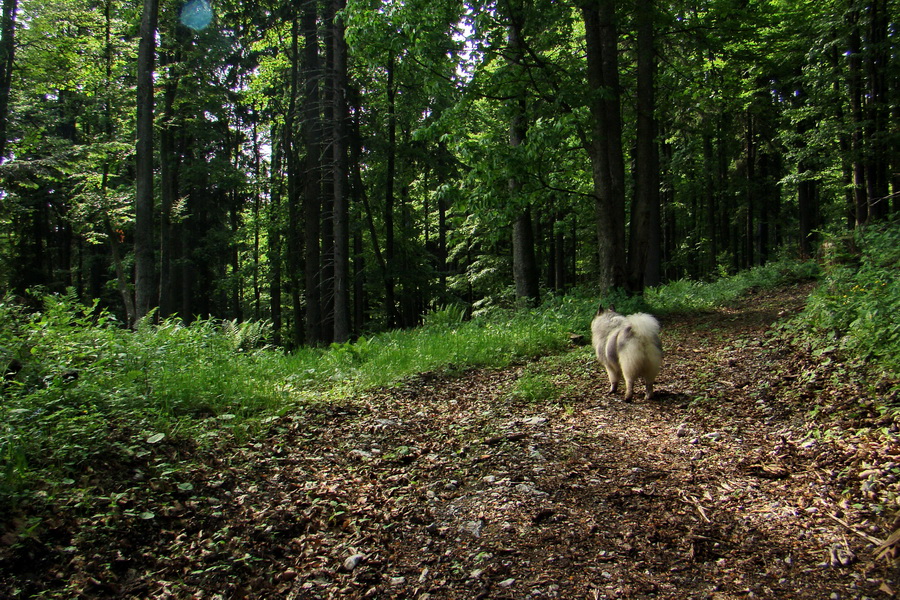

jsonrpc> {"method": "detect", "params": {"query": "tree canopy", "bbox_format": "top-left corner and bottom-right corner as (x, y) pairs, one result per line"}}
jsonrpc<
(0, 0), (896, 345)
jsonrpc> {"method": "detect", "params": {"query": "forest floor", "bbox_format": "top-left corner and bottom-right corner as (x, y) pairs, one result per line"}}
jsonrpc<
(4, 283), (900, 599)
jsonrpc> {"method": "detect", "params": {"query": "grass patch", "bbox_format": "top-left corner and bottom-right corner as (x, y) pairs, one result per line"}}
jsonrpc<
(508, 369), (561, 404)
(644, 258), (819, 314)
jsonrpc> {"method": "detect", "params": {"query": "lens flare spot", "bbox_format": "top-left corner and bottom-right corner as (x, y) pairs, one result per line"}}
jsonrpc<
(180, 0), (213, 31)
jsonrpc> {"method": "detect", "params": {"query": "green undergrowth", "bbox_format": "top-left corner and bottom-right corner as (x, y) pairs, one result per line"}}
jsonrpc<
(643, 258), (820, 313)
(781, 217), (900, 379)
(0, 257), (818, 505)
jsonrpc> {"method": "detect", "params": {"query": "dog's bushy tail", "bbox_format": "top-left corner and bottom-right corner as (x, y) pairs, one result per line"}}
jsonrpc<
(626, 313), (660, 339)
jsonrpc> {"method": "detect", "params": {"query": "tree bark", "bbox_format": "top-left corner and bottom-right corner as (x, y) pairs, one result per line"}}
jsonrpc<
(512, 209), (540, 305)
(134, 0), (159, 322)
(0, 0), (17, 163)
(582, 0), (626, 293)
(331, 0), (351, 343)
(865, 0), (889, 220)
(384, 51), (399, 327)
(269, 124), (283, 346)
(744, 109), (756, 268)
(847, 8), (867, 226)
(302, 0), (323, 345)
(285, 17), (304, 346)
(627, 0), (660, 290)
(349, 92), (374, 334)
(158, 57), (179, 319)
(507, 4), (540, 308)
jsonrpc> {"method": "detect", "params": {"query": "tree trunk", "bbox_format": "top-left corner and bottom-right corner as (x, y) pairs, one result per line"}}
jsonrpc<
(798, 177), (817, 258)
(158, 58), (179, 319)
(349, 92), (372, 335)
(250, 109), (262, 319)
(865, 0), (889, 220)
(0, 0), (17, 163)
(285, 17), (304, 346)
(302, 1), (323, 345)
(847, 8), (868, 226)
(744, 110), (756, 268)
(582, 0), (626, 293)
(507, 4), (540, 308)
(134, 0), (159, 322)
(269, 125), (283, 346)
(627, 0), (660, 290)
(512, 209), (540, 305)
(384, 51), (399, 327)
(438, 193), (448, 299)
(331, 0), (351, 343)
(700, 130), (717, 274)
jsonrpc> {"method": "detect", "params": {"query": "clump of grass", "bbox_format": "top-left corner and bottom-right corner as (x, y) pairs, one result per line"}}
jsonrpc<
(508, 368), (560, 404)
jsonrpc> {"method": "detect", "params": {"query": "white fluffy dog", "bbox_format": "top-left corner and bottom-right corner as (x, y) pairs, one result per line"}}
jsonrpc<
(591, 306), (662, 401)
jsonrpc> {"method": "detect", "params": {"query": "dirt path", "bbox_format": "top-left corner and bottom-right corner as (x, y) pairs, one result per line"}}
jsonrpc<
(4, 284), (899, 599)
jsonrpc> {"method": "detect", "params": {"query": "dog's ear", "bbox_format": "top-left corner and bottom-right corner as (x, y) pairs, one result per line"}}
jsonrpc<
(595, 301), (605, 316)
(608, 305), (616, 313)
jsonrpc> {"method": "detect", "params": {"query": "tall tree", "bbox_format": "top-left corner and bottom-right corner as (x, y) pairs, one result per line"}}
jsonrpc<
(301, 0), (323, 345)
(134, 0), (158, 322)
(864, 0), (890, 220)
(331, 0), (351, 342)
(847, 6), (867, 225)
(0, 0), (17, 162)
(157, 48), (180, 319)
(384, 48), (399, 326)
(627, 0), (660, 290)
(582, 0), (626, 293)
(506, 1), (540, 307)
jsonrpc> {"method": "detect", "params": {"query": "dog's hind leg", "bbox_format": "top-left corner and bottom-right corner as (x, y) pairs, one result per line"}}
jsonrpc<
(623, 376), (635, 402)
(603, 337), (623, 394)
(603, 364), (620, 394)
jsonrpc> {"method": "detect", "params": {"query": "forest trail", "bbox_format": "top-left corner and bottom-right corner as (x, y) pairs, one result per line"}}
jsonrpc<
(5, 284), (900, 599)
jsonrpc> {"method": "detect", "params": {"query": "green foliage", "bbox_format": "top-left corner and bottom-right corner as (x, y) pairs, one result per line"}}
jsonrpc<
(508, 368), (560, 404)
(786, 219), (900, 377)
(0, 292), (287, 501)
(645, 259), (819, 314)
(423, 303), (468, 328)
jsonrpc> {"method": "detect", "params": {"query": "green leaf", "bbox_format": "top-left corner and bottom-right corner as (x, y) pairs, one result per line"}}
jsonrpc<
(146, 433), (165, 444)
